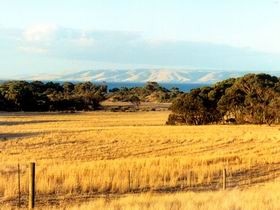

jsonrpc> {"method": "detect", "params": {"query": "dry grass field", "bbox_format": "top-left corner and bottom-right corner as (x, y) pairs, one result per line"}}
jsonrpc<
(0, 111), (280, 209)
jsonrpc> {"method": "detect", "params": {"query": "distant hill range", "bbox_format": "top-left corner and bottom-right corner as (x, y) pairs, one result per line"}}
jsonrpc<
(24, 69), (280, 84)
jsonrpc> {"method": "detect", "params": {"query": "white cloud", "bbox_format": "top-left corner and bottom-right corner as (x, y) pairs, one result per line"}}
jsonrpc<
(1, 25), (280, 72)
(72, 32), (96, 47)
(23, 24), (58, 42)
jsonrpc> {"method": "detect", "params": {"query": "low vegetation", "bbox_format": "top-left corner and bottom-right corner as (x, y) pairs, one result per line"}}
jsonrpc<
(168, 73), (280, 125)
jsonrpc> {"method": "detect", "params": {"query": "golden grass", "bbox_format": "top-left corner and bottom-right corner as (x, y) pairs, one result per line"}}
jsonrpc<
(0, 111), (280, 208)
(2, 181), (280, 210)
(50, 180), (280, 210)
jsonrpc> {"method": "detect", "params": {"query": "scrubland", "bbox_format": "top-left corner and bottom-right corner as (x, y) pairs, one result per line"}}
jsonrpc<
(0, 111), (280, 209)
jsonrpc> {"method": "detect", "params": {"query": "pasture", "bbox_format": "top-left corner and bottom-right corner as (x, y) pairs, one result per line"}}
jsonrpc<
(0, 111), (280, 209)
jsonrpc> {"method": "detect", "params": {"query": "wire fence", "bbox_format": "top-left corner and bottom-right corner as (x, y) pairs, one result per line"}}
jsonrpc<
(1, 162), (280, 209)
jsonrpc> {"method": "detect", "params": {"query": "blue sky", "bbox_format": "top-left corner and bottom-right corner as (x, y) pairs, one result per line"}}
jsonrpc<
(1, 0), (280, 78)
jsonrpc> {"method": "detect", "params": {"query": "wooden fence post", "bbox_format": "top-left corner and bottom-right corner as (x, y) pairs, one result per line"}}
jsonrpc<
(223, 168), (226, 190)
(17, 163), (21, 208)
(128, 170), (131, 192)
(29, 162), (35, 209)
(188, 171), (192, 187)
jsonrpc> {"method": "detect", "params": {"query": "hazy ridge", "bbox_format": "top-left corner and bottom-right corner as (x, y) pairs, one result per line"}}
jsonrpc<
(24, 69), (280, 84)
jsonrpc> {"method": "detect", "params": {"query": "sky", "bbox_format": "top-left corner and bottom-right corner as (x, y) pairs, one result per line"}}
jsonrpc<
(1, 0), (280, 78)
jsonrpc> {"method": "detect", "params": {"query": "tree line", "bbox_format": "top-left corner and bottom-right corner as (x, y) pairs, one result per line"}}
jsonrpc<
(0, 80), (182, 112)
(167, 73), (280, 125)
(0, 81), (107, 111)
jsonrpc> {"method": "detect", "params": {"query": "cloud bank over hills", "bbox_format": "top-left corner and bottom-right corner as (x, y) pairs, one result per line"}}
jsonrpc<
(1, 25), (280, 79)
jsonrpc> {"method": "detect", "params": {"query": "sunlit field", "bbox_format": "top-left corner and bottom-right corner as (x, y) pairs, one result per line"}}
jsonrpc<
(0, 111), (280, 209)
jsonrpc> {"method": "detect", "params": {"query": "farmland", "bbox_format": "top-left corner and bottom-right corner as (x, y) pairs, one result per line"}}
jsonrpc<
(0, 111), (280, 209)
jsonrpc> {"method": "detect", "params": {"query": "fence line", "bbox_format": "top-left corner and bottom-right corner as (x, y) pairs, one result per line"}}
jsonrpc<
(21, 164), (229, 208)
(2, 162), (279, 208)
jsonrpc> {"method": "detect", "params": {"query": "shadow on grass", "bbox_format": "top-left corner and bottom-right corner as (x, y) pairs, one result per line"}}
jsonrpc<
(0, 132), (42, 141)
(0, 120), (71, 126)
(0, 112), (82, 117)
